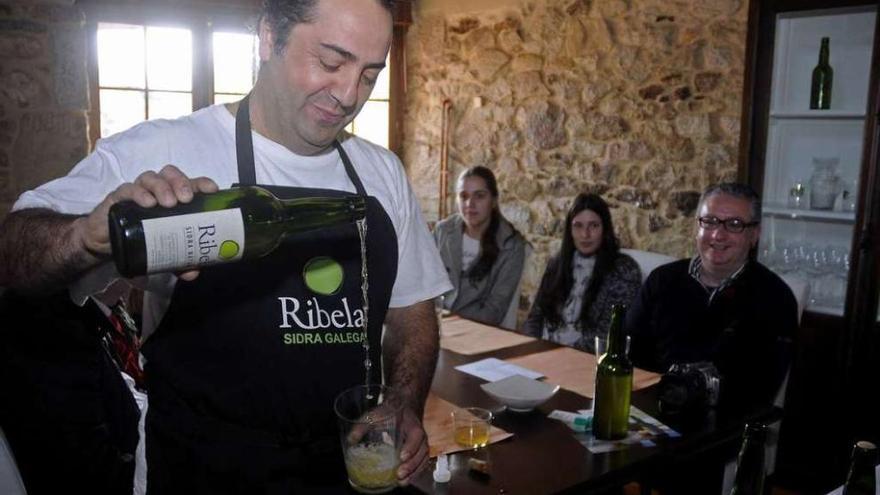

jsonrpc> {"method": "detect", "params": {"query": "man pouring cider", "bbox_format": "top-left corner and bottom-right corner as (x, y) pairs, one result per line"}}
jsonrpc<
(0, 0), (452, 492)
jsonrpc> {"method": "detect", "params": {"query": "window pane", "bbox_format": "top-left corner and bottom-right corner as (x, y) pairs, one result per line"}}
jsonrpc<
(146, 27), (192, 91)
(351, 101), (388, 148)
(213, 32), (258, 95)
(214, 93), (246, 104)
(97, 23), (145, 89)
(100, 89), (145, 137)
(148, 91), (192, 120)
(370, 54), (390, 100)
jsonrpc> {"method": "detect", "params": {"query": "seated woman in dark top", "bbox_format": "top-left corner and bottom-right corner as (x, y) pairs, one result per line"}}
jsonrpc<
(524, 193), (641, 351)
(433, 166), (527, 326)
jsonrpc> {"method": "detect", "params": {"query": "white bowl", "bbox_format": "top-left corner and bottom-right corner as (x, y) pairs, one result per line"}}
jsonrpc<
(480, 375), (560, 412)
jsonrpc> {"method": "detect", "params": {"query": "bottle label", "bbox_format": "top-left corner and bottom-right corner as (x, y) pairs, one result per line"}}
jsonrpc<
(142, 208), (245, 273)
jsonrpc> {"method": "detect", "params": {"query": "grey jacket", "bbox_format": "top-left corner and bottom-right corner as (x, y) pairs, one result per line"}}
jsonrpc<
(433, 214), (526, 325)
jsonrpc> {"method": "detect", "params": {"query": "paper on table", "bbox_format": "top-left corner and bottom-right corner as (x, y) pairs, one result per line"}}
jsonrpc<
(455, 357), (544, 382)
(422, 393), (513, 458)
(507, 346), (661, 398)
(440, 316), (535, 355)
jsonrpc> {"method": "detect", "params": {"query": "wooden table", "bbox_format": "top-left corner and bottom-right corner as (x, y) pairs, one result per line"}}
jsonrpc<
(407, 318), (781, 494)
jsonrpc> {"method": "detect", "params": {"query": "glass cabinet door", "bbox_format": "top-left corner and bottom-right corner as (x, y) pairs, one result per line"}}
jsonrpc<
(756, 6), (877, 316)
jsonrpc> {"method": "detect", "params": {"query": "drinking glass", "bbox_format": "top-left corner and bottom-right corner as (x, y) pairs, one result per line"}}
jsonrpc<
(591, 336), (609, 408)
(451, 407), (493, 449)
(334, 384), (402, 494)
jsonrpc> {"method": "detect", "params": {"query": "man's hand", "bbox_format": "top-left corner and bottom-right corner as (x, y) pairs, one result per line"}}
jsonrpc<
(396, 407), (429, 484)
(78, 164), (218, 280)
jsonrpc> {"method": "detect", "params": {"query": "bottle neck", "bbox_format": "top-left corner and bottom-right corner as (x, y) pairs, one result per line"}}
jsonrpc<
(606, 305), (627, 356)
(819, 39), (830, 65)
(277, 196), (366, 222)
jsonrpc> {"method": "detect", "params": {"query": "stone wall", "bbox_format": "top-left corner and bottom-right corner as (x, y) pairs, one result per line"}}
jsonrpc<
(0, 1), (89, 217)
(403, 0), (747, 315)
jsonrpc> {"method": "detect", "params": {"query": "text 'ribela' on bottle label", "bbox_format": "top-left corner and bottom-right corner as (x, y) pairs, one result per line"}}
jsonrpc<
(142, 208), (245, 273)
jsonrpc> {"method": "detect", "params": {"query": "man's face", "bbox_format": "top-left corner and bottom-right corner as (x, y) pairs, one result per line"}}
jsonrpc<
(259, 0), (392, 155)
(695, 193), (761, 277)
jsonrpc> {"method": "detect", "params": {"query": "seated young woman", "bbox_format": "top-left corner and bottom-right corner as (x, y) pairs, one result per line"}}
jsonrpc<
(523, 193), (641, 351)
(433, 166), (527, 326)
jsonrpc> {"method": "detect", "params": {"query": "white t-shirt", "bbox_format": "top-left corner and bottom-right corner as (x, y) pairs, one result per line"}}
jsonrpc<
(13, 104), (452, 338)
(461, 233), (480, 272)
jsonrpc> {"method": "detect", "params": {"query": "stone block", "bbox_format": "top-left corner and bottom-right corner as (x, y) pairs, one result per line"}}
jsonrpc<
(0, 32), (43, 58)
(463, 26), (496, 54)
(52, 25), (86, 109)
(449, 17), (480, 35)
(583, 112), (629, 141)
(0, 168), (10, 201)
(497, 27), (524, 54)
(694, 71), (722, 92)
(517, 100), (567, 150)
(674, 113), (710, 138)
(0, 118), (16, 145)
(468, 48), (509, 82)
(0, 68), (49, 108)
(670, 190), (701, 216)
(511, 53), (544, 73)
(11, 111), (87, 193)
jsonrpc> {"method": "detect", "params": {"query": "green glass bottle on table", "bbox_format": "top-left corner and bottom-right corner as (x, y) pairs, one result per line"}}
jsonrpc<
(810, 37), (834, 110)
(592, 304), (632, 440)
(109, 185), (367, 277)
(728, 422), (767, 495)
(843, 440), (878, 495)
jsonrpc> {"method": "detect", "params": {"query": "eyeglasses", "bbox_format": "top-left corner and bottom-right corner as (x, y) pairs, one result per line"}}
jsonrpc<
(697, 216), (759, 233)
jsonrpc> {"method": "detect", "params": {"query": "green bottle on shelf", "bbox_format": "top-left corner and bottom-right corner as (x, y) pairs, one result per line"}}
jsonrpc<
(843, 440), (878, 495)
(728, 423), (767, 495)
(810, 37), (834, 110)
(109, 185), (366, 277)
(592, 304), (633, 440)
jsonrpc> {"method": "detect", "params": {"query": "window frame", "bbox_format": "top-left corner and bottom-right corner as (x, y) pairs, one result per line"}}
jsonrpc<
(83, 1), (409, 154)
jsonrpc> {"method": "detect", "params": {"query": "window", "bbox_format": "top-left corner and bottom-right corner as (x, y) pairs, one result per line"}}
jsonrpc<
(97, 23), (194, 137)
(91, 16), (259, 141)
(87, 2), (409, 153)
(212, 31), (259, 104)
(345, 54), (390, 149)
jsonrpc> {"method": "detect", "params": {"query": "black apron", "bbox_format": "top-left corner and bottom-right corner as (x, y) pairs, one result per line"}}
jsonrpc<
(142, 97), (399, 494)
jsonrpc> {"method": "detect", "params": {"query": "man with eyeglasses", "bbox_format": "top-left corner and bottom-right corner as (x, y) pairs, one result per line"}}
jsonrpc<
(626, 182), (797, 405)
(625, 182), (798, 493)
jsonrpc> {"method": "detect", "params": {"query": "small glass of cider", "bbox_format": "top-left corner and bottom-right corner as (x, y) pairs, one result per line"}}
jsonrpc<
(451, 407), (493, 449)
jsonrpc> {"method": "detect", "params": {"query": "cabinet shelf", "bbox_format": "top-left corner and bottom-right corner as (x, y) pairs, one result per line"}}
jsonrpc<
(763, 204), (856, 222)
(806, 305), (844, 317)
(769, 110), (866, 120)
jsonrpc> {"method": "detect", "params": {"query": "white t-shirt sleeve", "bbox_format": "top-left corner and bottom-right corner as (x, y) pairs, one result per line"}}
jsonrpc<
(13, 142), (127, 214)
(384, 157), (452, 308)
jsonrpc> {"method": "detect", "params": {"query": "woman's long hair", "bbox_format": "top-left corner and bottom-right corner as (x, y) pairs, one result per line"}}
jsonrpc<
(457, 166), (503, 283)
(535, 193), (621, 331)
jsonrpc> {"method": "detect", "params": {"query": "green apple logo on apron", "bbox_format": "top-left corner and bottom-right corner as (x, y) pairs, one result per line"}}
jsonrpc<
(303, 256), (344, 295)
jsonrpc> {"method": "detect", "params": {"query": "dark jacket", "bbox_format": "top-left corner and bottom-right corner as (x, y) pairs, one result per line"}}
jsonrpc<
(0, 290), (140, 495)
(624, 259), (798, 408)
(433, 213), (526, 325)
(523, 252), (642, 349)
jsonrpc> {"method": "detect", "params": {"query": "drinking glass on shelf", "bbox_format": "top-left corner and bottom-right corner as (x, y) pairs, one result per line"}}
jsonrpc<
(788, 183), (807, 209)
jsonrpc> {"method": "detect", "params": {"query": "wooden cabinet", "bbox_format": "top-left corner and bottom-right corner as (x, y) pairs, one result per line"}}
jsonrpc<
(739, 0), (880, 490)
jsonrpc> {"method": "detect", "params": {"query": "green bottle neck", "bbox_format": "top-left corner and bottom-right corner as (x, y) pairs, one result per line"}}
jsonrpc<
(818, 39), (830, 65)
(606, 306), (627, 356)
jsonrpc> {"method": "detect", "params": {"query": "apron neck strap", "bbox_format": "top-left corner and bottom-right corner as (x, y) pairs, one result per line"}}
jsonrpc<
(235, 94), (367, 197)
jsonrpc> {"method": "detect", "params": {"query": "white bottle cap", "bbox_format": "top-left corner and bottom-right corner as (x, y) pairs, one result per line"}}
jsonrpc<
(433, 454), (451, 483)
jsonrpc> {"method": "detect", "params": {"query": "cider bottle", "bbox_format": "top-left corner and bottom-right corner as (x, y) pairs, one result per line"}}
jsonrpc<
(109, 185), (366, 276)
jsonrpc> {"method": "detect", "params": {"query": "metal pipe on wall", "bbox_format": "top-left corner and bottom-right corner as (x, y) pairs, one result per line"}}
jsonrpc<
(439, 99), (452, 220)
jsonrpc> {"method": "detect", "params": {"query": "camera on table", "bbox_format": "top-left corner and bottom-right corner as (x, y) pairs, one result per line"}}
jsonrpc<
(657, 361), (721, 418)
